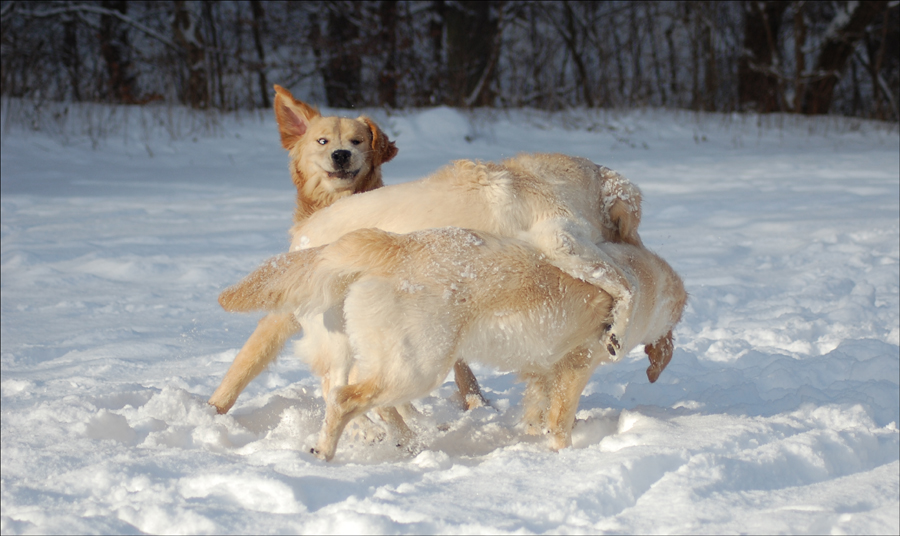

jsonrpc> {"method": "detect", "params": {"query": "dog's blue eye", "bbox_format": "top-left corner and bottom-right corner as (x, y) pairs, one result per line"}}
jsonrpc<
(318, 138), (328, 145)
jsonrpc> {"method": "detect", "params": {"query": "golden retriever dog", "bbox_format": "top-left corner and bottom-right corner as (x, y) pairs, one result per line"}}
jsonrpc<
(220, 226), (687, 461)
(209, 85), (487, 418)
(207, 85), (393, 413)
(273, 84), (395, 224)
(212, 149), (647, 418)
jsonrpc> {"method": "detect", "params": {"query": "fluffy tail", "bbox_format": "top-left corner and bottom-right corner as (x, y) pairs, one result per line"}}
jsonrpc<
(219, 228), (405, 315)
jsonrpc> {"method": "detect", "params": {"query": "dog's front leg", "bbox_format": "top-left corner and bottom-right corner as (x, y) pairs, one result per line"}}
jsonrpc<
(313, 381), (380, 461)
(544, 346), (595, 451)
(209, 312), (299, 414)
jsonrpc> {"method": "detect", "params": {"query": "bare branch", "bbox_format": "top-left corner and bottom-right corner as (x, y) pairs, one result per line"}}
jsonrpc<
(13, 4), (182, 50)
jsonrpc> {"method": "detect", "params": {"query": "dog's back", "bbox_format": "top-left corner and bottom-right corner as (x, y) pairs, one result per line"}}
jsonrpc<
(225, 227), (684, 379)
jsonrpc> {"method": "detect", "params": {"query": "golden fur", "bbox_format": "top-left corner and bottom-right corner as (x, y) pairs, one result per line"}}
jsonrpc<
(210, 86), (486, 417)
(213, 150), (647, 418)
(272, 84), (395, 223)
(208, 86), (394, 413)
(221, 227), (687, 461)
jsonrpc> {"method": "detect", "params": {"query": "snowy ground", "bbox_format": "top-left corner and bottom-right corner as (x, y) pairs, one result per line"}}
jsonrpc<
(1, 102), (898, 535)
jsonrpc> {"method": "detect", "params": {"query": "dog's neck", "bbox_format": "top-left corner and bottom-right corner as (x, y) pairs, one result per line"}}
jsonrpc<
(291, 167), (385, 225)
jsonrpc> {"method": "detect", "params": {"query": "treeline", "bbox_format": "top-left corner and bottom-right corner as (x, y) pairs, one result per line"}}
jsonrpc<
(1, 1), (897, 120)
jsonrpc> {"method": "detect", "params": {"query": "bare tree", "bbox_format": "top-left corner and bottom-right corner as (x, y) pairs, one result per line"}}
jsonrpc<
(97, 1), (136, 103)
(737, 0), (789, 113)
(318, 1), (363, 108)
(801, 0), (888, 114)
(377, 0), (398, 107)
(444, 1), (502, 106)
(173, 0), (208, 109)
(0, 1), (896, 122)
(250, 0), (269, 109)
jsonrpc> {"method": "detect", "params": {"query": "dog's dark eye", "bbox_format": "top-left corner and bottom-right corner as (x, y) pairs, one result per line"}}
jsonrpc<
(317, 138), (328, 145)
(351, 139), (362, 146)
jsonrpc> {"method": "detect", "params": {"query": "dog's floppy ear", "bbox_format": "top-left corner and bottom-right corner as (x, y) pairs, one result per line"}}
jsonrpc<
(645, 330), (674, 383)
(601, 168), (643, 246)
(608, 197), (643, 247)
(273, 85), (320, 150)
(360, 116), (398, 166)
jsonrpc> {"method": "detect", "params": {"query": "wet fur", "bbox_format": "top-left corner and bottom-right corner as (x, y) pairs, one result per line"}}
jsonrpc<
(221, 228), (687, 461)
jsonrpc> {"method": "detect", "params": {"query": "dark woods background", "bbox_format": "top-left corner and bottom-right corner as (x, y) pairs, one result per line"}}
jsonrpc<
(2, 1), (898, 121)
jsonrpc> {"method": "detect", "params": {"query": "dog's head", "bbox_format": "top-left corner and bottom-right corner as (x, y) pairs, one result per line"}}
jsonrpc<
(273, 85), (398, 219)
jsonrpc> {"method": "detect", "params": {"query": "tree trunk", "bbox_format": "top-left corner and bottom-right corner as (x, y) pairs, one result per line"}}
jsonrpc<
(665, 22), (680, 107)
(428, 0), (445, 104)
(793, 2), (806, 112)
(646, 3), (667, 106)
(703, 4), (718, 111)
(629, 2), (644, 105)
(737, 0), (789, 112)
(321, 1), (362, 108)
(444, 1), (500, 106)
(202, 1), (225, 110)
(98, 1), (136, 103)
(173, 0), (209, 109)
(378, 0), (398, 108)
(864, 4), (893, 120)
(801, 0), (887, 115)
(250, 0), (269, 109)
(62, 16), (82, 101)
(560, 1), (593, 107)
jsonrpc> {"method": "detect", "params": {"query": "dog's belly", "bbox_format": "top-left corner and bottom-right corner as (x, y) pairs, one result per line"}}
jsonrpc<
(293, 306), (353, 390)
(455, 311), (586, 372)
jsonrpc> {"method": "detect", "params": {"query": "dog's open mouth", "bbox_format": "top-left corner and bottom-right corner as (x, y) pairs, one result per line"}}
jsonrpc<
(327, 169), (360, 180)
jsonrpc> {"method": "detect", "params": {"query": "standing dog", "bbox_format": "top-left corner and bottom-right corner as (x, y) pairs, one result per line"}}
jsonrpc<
(209, 85), (486, 415)
(220, 227), (687, 461)
(213, 147), (647, 417)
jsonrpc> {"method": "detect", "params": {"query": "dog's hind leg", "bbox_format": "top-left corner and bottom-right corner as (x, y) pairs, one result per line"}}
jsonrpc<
(313, 381), (381, 461)
(209, 312), (299, 414)
(454, 360), (488, 410)
(373, 406), (417, 452)
(544, 346), (595, 451)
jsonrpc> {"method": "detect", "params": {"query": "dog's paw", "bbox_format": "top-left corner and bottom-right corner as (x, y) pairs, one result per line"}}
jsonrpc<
(522, 418), (544, 436)
(548, 432), (572, 452)
(606, 332), (621, 356)
(603, 299), (632, 358)
(347, 416), (387, 444)
(524, 424), (542, 436)
(400, 440), (424, 458)
(464, 393), (488, 410)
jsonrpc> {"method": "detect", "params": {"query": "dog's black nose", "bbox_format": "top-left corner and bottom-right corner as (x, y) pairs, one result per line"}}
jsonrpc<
(332, 150), (351, 168)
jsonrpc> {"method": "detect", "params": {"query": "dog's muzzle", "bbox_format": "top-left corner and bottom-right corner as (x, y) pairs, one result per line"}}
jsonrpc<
(332, 149), (351, 167)
(327, 168), (360, 180)
(328, 150), (359, 180)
